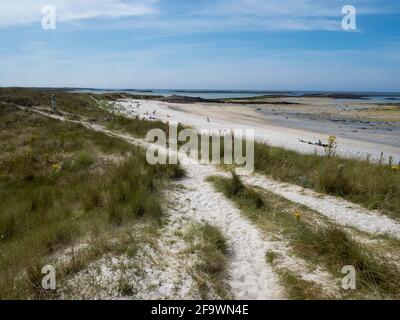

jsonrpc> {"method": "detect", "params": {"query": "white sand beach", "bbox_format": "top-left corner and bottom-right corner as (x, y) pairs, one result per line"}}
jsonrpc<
(118, 99), (400, 163)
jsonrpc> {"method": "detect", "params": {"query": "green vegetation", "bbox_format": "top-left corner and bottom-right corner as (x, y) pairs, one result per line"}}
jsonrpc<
(184, 223), (231, 299)
(2, 87), (400, 299)
(294, 223), (400, 298)
(0, 87), (106, 120)
(3, 88), (399, 219)
(107, 114), (170, 138)
(208, 173), (400, 299)
(0, 88), (173, 138)
(276, 269), (328, 300)
(208, 131), (399, 220)
(253, 142), (400, 220)
(0, 105), (180, 299)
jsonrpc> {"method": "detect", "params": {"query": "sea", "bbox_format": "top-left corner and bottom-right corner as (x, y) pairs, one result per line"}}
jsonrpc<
(72, 88), (400, 104)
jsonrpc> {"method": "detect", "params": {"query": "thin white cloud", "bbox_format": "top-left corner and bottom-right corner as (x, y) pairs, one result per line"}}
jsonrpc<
(171, 0), (395, 32)
(0, 0), (157, 27)
(205, 0), (394, 17)
(86, 14), (342, 33)
(0, 0), (395, 31)
(205, 0), (339, 17)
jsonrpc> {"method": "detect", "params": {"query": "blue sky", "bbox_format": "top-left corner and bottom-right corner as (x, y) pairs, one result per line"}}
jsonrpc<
(0, 0), (399, 91)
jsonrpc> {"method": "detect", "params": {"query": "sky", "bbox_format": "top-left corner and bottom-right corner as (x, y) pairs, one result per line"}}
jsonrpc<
(0, 0), (399, 92)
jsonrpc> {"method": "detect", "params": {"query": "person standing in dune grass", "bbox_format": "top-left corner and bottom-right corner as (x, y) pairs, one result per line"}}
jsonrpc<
(51, 94), (57, 112)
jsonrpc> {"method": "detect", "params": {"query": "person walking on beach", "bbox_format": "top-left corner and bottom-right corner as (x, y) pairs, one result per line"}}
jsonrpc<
(51, 94), (57, 112)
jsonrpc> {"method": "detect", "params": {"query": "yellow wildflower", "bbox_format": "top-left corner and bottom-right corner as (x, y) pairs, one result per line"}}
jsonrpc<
(325, 135), (338, 157)
(392, 165), (400, 171)
(328, 135), (337, 145)
(293, 210), (303, 221)
(51, 163), (62, 172)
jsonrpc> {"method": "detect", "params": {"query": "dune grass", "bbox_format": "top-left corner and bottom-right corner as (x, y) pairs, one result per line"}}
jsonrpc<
(253, 142), (400, 220)
(0, 105), (181, 299)
(0, 88), (174, 138)
(3, 88), (399, 219)
(293, 223), (400, 299)
(207, 131), (400, 220)
(275, 269), (329, 300)
(208, 172), (400, 299)
(0, 87), (107, 120)
(184, 223), (231, 299)
(106, 114), (171, 138)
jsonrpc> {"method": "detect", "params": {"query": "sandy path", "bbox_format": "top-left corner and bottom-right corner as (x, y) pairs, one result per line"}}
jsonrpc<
(119, 99), (400, 163)
(177, 156), (283, 299)
(25, 107), (283, 300)
(25, 106), (400, 300)
(121, 100), (400, 238)
(244, 174), (400, 239)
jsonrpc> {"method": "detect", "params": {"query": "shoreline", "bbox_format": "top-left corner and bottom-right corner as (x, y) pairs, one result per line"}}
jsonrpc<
(117, 98), (400, 163)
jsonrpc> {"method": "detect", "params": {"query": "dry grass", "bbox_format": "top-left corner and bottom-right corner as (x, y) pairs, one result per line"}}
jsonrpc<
(184, 223), (231, 299)
(209, 173), (400, 299)
(0, 88), (173, 138)
(0, 104), (181, 299)
(209, 131), (399, 220)
(3, 88), (398, 219)
(254, 142), (400, 220)
(276, 269), (329, 300)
